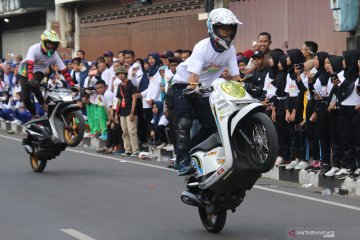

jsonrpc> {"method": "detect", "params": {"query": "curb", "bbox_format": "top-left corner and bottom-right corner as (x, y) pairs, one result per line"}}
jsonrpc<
(262, 167), (360, 197)
(1, 120), (359, 197)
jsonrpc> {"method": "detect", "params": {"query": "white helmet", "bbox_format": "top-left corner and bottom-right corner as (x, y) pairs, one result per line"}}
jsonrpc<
(207, 8), (242, 50)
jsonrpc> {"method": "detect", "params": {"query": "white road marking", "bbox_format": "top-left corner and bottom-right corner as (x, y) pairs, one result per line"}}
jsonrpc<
(1, 133), (359, 212)
(60, 229), (96, 240)
(253, 185), (360, 212)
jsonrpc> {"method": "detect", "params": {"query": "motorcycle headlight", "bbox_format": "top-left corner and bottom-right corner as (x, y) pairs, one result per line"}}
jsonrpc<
(221, 81), (246, 98)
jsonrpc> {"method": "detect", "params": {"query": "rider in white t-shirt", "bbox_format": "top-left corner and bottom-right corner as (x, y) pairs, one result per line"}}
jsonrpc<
(18, 30), (75, 119)
(172, 8), (242, 176)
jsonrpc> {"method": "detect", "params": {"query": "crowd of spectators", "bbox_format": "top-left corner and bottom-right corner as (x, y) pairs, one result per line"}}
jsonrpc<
(1, 31), (359, 180)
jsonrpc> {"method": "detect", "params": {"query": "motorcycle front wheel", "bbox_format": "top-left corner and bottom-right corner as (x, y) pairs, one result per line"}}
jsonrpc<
(64, 110), (85, 147)
(30, 154), (47, 172)
(198, 207), (227, 233)
(245, 112), (278, 173)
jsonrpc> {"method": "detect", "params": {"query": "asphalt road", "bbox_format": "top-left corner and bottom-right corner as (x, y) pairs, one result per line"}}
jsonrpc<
(1, 132), (360, 240)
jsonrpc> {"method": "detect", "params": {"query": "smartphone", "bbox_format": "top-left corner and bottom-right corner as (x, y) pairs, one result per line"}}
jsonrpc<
(330, 73), (338, 83)
(295, 63), (305, 70)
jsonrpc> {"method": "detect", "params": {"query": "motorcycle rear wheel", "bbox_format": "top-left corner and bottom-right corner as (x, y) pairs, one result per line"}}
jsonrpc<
(198, 207), (227, 233)
(64, 110), (85, 147)
(246, 112), (278, 173)
(30, 154), (47, 173)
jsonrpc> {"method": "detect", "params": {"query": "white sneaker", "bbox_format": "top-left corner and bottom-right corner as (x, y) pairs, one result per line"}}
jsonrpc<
(294, 161), (309, 170)
(10, 119), (20, 124)
(275, 157), (283, 166)
(325, 167), (340, 177)
(335, 168), (347, 176)
(285, 159), (300, 169)
(165, 144), (174, 151)
(156, 142), (167, 149)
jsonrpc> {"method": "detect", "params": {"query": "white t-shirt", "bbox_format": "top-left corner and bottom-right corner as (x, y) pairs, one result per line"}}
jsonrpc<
(96, 90), (113, 109)
(262, 73), (277, 98)
(128, 62), (144, 89)
(101, 68), (111, 86)
(19, 43), (66, 76)
(112, 78), (122, 110)
(285, 74), (300, 97)
(341, 79), (360, 106)
(173, 38), (239, 87)
(146, 71), (162, 102)
(164, 68), (174, 94)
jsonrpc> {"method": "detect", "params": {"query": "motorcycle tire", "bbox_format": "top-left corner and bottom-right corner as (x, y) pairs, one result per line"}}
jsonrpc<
(64, 110), (85, 147)
(198, 207), (227, 233)
(30, 154), (47, 173)
(246, 112), (278, 173)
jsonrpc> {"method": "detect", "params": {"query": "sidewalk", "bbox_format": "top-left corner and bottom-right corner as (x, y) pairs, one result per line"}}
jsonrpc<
(1, 119), (359, 197)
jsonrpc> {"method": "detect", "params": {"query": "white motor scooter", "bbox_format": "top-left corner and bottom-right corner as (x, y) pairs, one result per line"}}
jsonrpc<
(180, 78), (278, 233)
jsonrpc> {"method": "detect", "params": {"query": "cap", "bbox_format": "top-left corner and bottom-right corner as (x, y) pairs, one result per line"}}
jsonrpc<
(115, 66), (127, 74)
(103, 51), (114, 57)
(252, 50), (264, 59)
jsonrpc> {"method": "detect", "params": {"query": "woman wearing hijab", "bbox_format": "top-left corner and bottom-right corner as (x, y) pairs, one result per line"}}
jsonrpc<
(139, 53), (162, 147)
(307, 52), (332, 174)
(333, 50), (360, 180)
(273, 54), (292, 166)
(150, 101), (169, 148)
(284, 49), (307, 170)
(323, 55), (344, 177)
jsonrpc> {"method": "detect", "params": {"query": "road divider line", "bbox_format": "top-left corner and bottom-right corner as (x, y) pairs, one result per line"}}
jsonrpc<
(1, 133), (359, 212)
(60, 229), (96, 240)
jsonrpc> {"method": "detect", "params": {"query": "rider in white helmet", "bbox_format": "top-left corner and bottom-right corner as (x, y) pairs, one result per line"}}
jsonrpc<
(18, 30), (76, 119)
(172, 8), (242, 175)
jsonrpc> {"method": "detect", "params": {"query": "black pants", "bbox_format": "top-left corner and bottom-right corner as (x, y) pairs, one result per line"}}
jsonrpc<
(275, 99), (291, 160)
(19, 72), (45, 116)
(173, 84), (217, 164)
(136, 100), (147, 142)
(106, 122), (123, 149)
(315, 101), (331, 165)
(142, 108), (153, 141)
(338, 106), (360, 169)
(305, 99), (320, 160)
(328, 109), (343, 168)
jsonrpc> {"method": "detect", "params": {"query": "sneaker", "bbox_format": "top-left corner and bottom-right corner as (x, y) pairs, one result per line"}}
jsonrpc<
(130, 150), (140, 158)
(165, 144), (174, 151)
(83, 132), (91, 138)
(274, 157), (283, 166)
(311, 161), (322, 172)
(120, 151), (132, 156)
(325, 167), (340, 177)
(278, 159), (291, 167)
(320, 163), (332, 176)
(10, 119), (20, 124)
(305, 160), (319, 172)
(349, 168), (360, 180)
(285, 159), (300, 169)
(99, 133), (108, 141)
(156, 142), (167, 149)
(294, 160), (309, 170)
(336, 168), (354, 180)
(177, 164), (195, 176)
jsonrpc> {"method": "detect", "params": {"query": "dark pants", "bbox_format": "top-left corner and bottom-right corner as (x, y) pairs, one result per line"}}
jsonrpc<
(305, 99), (320, 160)
(328, 109), (343, 168)
(315, 101), (331, 165)
(173, 84), (217, 165)
(136, 100), (147, 142)
(106, 122), (123, 149)
(19, 72), (45, 116)
(275, 99), (291, 160)
(142, 108), (153, 141)
(338, 106), (360, 169)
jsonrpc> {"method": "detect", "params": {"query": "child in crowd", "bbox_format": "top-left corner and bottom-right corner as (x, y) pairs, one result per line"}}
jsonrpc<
(150, 101), (169, 148)
(95, 79), (113, 141)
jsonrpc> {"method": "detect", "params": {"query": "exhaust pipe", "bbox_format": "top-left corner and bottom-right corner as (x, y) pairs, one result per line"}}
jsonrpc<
(180, 190), (203, 207)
